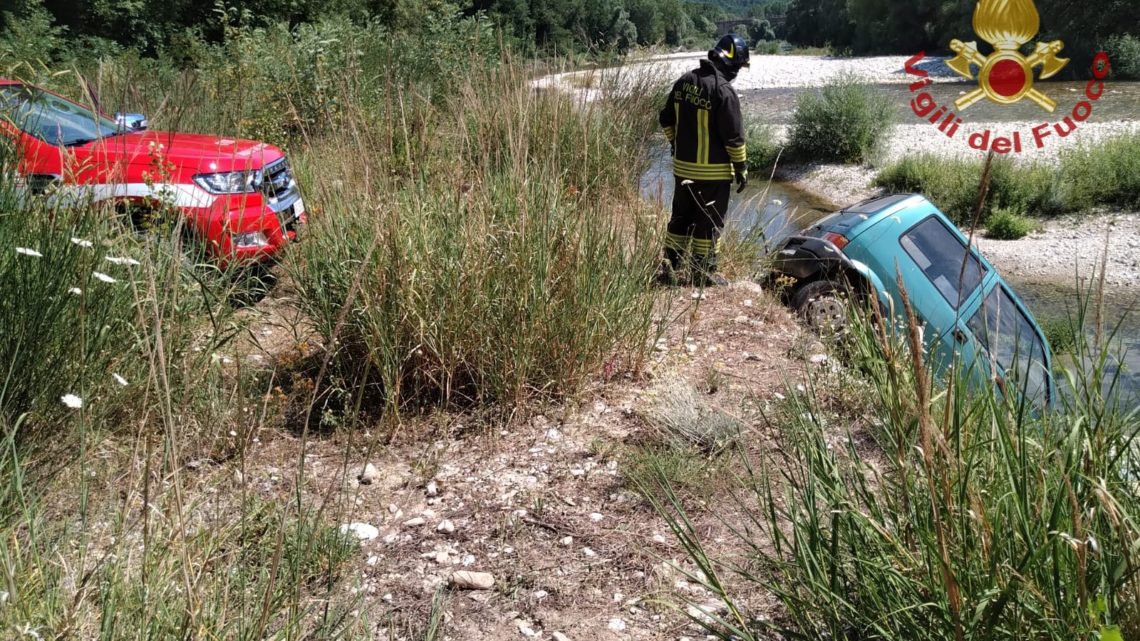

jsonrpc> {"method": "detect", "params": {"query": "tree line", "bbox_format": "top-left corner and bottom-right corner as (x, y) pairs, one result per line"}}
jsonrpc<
(1, 0), (787, 60)
(784, 0), (1140, 75)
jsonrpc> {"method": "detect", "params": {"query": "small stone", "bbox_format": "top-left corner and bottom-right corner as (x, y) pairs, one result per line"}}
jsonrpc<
(743, 299), (753, 307)
(450, 570), (495, 590)
(685, 344), (698, 355)
(773, 392), (786, 401)
(809, 354), (828, 364)
(0, 590), (7, 607)
(552, 632), (570, 641)
(426, 480), (439, 497)
(358, 463), (381, 485)
(589, 512), (604, 522)
(339, 522), (379, 541)
(516, 619), (540, 638)
(437, 519), (456, 534)
(733, 315), (749, 323)
(652, 534), (666, 544)
(560, 536), (573, 546)
(546, 428), (563, 441)
(232, 469), (245, 485)
(388, 504), (400, 514)
(582, 547), (597, 557)
(607, 618), (626, 632)
(382, 593), (393, 602)
(533, 589), (549, 600)
(403, 517), (426, 527)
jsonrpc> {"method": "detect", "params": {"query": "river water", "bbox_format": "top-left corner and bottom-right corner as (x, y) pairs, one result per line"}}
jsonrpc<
(641, 151), (1139, 402)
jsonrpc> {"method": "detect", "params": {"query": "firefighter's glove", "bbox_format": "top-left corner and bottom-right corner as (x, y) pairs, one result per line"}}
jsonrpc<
(733, 163), (748, 194)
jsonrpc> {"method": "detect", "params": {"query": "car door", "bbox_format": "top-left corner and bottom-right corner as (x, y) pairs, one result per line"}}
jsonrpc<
(888, 213), (990, 366)
(956, 281), (1055, 409)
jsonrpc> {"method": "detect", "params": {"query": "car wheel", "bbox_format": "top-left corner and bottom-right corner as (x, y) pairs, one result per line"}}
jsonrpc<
(792, 280), (850, 333)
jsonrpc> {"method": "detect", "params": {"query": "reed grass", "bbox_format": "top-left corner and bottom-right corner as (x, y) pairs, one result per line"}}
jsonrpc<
(642, 280), (1140, 641)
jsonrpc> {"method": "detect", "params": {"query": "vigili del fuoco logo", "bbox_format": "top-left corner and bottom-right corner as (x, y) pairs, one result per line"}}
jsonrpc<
(904, 0), (1112, 154)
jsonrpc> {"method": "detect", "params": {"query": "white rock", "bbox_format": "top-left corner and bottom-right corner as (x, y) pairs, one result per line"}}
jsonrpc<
(339, 522), (379, 541)
(809, 354), (828, 364)
(403, 517), (426, 527)
(589, 512), (604, 522)
(450, 570), (496, 590)
(546, 428), (563, 441)
(607, 618), (626, 632)
(743, 299), (753, 307)
(516, 619), (540, 638)
(533, 589), (549, 600)
(437, 519), (456, 534)
(0, 590), (7, 607)
(358, 463), (382, 484)
(388, 504), (400, 514)
(560, 536), (573, 546)
(582, 547), (597, 557)
(552, 632), (570, 641)
(426, 480), (439, 496)
(652, 534), (666, 544)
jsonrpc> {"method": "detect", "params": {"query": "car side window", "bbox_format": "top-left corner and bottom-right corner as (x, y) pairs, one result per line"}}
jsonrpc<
(899, 216), (987, 309)
(967, 286), (1051, 407)
(0, 85), (116, 147)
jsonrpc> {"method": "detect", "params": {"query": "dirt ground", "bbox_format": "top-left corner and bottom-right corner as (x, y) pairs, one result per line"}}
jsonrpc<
(212, 279), (815, 640)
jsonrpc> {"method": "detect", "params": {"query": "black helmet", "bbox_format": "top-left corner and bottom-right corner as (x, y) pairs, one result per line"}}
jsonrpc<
(710, 33), (750, 71)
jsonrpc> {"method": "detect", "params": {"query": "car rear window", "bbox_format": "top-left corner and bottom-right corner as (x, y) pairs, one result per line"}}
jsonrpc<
(967, 285), (1051, 407)
(899, 216), (986, 309)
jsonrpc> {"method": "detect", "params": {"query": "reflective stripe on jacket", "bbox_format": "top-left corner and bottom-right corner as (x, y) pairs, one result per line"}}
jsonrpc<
(659, 59), (746, 182)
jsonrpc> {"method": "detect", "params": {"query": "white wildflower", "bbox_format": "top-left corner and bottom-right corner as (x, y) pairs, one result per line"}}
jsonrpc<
(112, 373), (128, 387)
(92, 271), (117, 284)
(15, 247), (42, 258)
(60, 394), (83, 409)
(105, 256), (141, 266)
(68, 287), (83, 296)
(70, 238), (93, 248)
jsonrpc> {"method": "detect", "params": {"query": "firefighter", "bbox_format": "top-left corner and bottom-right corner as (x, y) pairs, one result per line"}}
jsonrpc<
(658, 33), (750, 286)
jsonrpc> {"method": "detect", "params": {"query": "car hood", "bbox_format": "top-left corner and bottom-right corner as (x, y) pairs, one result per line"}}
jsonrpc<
(92, 130), (285, 175)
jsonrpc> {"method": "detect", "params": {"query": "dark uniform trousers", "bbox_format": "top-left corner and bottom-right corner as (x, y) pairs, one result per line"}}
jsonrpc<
(664, 178), (730, 274)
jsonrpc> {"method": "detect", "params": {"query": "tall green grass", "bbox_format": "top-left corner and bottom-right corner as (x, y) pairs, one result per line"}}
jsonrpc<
(643, 286), (1140, 641)
(876, 135), (1140, 223)
(292, 60), (662, 415)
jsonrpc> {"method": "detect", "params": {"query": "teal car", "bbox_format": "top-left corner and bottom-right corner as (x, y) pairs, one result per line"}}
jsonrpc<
(771, 194), (1055, 409)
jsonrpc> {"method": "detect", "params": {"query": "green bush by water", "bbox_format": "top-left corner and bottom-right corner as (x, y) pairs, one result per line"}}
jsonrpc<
(877, 134), (1140, 223)
(789, 79), (892, 164)
(984, 207), (1036, 239)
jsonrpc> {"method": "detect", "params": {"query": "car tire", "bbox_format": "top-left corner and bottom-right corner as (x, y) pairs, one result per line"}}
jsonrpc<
(792, 279), (850, 333)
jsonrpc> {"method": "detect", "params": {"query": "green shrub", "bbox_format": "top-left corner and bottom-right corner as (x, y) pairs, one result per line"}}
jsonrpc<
(788, 78), (892, 164)
(1042, 317), (1078, 354)
(1105, 34), (1140, 80)
(1060, 135), (1140, 212)
(745, 120), (781, 173)
(984, 207), (1035, 240)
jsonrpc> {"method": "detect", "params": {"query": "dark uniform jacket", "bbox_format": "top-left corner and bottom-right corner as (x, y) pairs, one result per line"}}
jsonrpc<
(659, 59), (747, 182)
